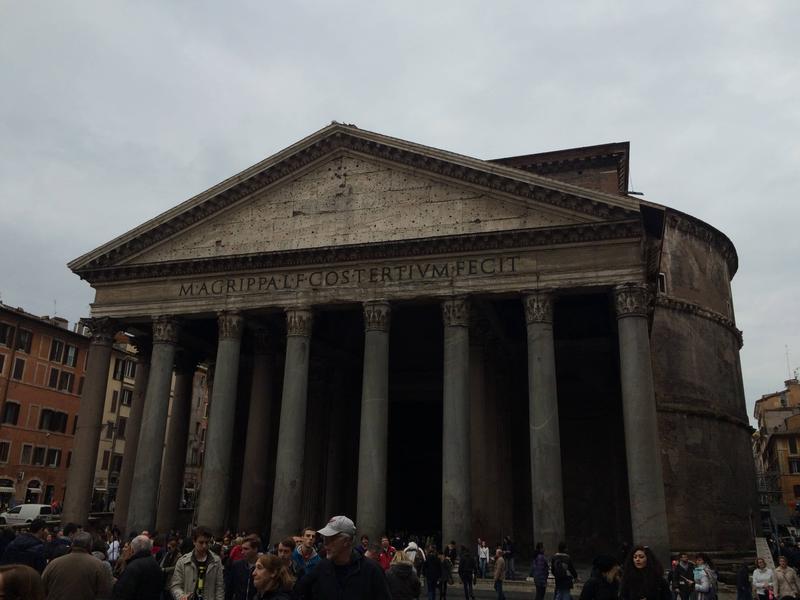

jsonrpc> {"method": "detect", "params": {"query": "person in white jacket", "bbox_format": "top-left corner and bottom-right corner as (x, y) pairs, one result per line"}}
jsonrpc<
(752, 557), (774, 600)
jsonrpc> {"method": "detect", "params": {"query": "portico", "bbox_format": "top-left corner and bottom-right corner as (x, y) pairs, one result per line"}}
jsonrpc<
(64, 124), (755, 559)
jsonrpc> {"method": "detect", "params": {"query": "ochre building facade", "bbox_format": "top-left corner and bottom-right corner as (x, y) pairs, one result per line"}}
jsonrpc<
(64, 125), (756, 559)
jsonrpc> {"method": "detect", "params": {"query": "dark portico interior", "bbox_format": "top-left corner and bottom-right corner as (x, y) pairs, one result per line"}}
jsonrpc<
(219, 293), (631, 557)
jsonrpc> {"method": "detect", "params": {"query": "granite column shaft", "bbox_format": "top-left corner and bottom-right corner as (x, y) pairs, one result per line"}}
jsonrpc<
(524, 292), (566, 552)
(127, 317), (179, 534)
(196, 311), (244, 535)
(155, 354), (196, 532)
(356, 301), (391, 541)
(113, 342), (151, 530)
(270, 308), (313, 541)
(62, 318), (117, 526)
(442, 298), (472, 547)
(615, 283), (671, 565)
(238, 329), (276, 533)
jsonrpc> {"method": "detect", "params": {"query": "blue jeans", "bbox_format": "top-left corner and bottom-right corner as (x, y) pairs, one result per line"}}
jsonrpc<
(479, 558), (487, 578)
(494, 579), (505, 600)
(555, 587), (572, 600)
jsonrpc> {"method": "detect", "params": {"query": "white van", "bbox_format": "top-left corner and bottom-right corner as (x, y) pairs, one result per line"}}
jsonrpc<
(0, 503), (54, 525)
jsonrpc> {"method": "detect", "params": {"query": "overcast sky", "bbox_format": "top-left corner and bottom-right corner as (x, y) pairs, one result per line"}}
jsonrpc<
(1, 1), (797, 420)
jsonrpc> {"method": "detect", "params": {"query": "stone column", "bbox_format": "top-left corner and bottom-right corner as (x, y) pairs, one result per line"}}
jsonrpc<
(113, 340), (151, 530)
(356, 301), (391, 541)
(270, 308), (313, 542)
(196, 311), (244, 535)
(524, 291), (566, 552)
(238, 329), (276, 533)
(442, 298), (472, 547)
(155, 352), (196, 532)
(63, 318), (117, 526)
(127, 317), (179, 534)
(614, 283), (670, 563)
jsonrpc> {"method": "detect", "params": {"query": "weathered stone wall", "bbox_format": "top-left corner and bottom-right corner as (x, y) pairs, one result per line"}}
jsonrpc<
(651, 213), (757, 550)
(127, 154), (589, 264)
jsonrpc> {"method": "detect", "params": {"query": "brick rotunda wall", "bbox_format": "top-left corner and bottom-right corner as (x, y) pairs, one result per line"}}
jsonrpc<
(650, 211), (758, 551)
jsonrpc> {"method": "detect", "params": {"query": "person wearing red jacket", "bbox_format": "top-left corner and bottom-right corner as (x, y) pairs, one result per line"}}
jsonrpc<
(378, 536), (396, 571)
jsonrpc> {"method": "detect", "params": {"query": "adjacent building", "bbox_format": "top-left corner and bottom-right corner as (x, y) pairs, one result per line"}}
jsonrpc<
(0, 304), (89, 508)
(753, 378), (800, 513)
(91, 336), (137, 511)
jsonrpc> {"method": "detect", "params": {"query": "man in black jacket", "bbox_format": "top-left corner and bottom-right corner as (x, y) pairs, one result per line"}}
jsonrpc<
(225, 535), (260, 600)
(0, 517), (48, 572)
(300, 515), (390, 600)
(112, 534), (163, 600)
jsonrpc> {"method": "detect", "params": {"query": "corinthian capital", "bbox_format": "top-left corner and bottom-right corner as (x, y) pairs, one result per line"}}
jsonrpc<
(152, 316), (180, 344)
(442, 297), (469, 327)
(363, 301), (391, 332)
(614, 283), (653, 319)
(81, 317), (118, 346)
(523, 292), (554, 324)
(286, 308), (313, 337)
(218, 311), (244, 340)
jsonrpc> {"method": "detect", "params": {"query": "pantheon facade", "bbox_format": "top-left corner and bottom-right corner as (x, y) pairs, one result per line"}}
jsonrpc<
(63, 124), (756, 559)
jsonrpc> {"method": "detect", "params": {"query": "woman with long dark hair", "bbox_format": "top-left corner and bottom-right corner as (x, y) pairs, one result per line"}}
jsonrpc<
(620, 546), (671, 600)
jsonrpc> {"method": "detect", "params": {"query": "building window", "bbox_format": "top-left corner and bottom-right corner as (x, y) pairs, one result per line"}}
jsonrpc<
(113, 359), (124, 381)
(46, 448), (61, 468)
(790, 437), (798, 455)
(66, 451), (72, 468)
(72, 415), (78, 435)
(58, 371), (74, 393)
(12, 358), (24, 381)
(110, 453), (123, 474)
(101, 450), (110, 470)
(121, 388), (133, 407)
(20, 444), (32, 465)
(789, 458), (800, 474)
(0, 441), (9, 463)
(32, 446), (46, 466)
(39, 409), (68, 433)
(657, 272), (667, 294)
(48, 368), (60, 389)
(77, 376), (85, 396)
(14, 329), (32, 353)
(124, 360), (136, 379)
(0, 354), (4, 376)
(782, 392), (789, 408)
(63, 345), (78, 367)
(49, 339), (64, 362)
(105, 422), (114, 439)
(117, 417), (127, 440)
(0, 323), (13, 346)
(1, 402), (20, 425)
(111, 391), (118, 413)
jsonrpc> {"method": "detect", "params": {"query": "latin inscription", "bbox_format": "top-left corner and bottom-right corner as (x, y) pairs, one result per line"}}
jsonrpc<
(178, 255), (520, 298)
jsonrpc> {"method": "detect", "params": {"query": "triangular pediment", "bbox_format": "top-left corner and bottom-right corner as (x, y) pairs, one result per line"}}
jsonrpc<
(124, 153), (597, 265)
(69, 123), (641, 279)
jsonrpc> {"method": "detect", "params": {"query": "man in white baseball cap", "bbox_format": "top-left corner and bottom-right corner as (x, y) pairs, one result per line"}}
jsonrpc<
(298, 515), (390, 599)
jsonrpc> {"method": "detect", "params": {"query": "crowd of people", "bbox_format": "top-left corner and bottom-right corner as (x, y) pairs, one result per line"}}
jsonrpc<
(0, 513), (788, 600)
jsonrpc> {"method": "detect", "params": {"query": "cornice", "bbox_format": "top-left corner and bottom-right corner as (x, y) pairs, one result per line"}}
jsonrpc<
(665, 211), (738, 277)
(657, 401), (754, 433)
(655, 295), (743, 349)
(70, 127), (640, 275)
(77, 219), (642, 283)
